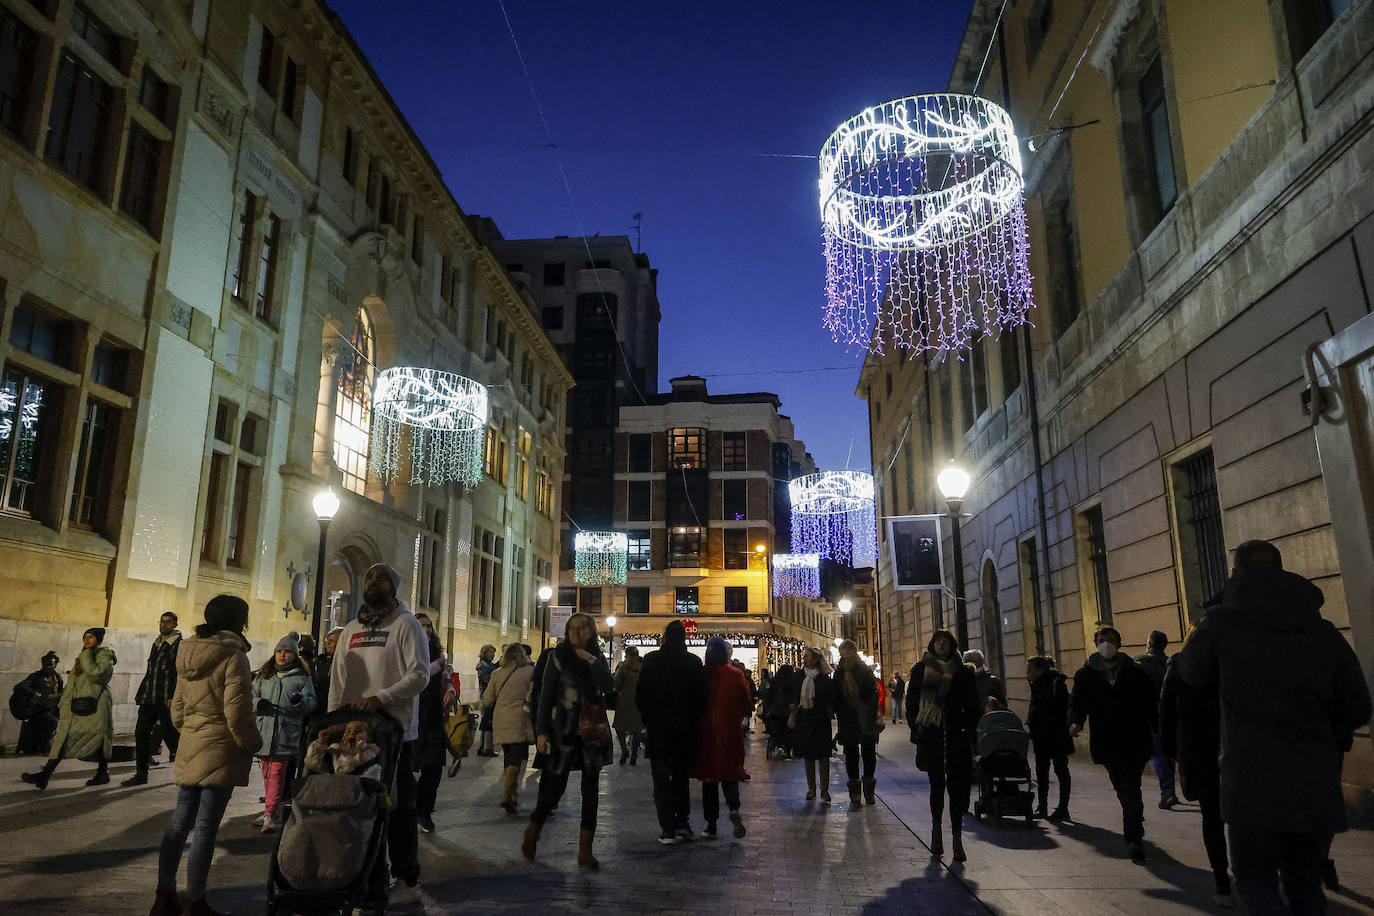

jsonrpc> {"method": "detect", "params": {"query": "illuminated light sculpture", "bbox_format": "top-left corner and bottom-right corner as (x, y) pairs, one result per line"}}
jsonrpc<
(773, 553), (822, 599)
(368, 367), (488, 487)
(574, 531), (628, 586)
(789, 471), (878, 568)
(819, 93), (1034, 354)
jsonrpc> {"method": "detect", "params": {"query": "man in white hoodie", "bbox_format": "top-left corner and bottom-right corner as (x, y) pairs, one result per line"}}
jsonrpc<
(329, 562), (429, 905)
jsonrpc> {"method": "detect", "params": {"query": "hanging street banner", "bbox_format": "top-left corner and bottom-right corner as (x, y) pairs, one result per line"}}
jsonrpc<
(548, 606), (574, 638)
(887, 515), (945, 591)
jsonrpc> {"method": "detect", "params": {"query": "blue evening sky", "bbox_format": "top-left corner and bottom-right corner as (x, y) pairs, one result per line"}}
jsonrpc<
(329, 0), (975, 472)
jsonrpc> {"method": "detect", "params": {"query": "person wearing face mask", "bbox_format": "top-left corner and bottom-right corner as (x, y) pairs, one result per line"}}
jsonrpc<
(907, 630), (979, 862)
(1069, 626), (1157, 862)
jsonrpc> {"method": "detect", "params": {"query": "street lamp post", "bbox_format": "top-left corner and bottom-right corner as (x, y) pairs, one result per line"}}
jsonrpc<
(605, 615), (617, 665)
(537, 584), (553, 654)
(937, 463), (971, 649)
(310, 488), (341, 648)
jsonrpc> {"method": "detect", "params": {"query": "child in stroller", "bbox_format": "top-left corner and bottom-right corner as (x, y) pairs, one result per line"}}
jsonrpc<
(973, 704), (1035, 825)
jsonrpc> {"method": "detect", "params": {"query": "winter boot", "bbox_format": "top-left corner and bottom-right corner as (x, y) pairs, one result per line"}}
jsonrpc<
(929, 825), (944, 857)
(123, 767), (149, 787)
(521, 821), (542, 860)
(847, 778), (862, 806)
(951, 827), (966, 863)
(730, 811), (747, 838)
(147, 889), (179, 916)
(804, 760), (817, 800)
(577, 827), (599, 871)
(22, 759), (58, 790)
(500, 766), (519, 812)
(862, 777), (877, 806)
(86, 757), (110, 787)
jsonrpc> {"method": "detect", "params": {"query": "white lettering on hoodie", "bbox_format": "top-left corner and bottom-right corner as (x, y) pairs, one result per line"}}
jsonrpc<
(328, 601), (429, 740)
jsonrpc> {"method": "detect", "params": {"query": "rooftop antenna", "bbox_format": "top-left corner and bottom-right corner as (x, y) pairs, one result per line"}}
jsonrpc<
(631, 211), (642, 251)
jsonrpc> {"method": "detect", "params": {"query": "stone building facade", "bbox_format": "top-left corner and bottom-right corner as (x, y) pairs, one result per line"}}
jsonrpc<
(860, 0), (1374, 816)
(0, 0), (572, 746)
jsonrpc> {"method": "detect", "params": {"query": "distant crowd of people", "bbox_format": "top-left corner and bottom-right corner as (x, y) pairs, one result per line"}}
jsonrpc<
(6, 539), (1371, 916)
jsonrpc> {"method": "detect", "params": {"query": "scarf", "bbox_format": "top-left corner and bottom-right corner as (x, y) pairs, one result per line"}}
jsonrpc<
(839, 659), (860, 707)
(914, 651), (961, 728)
(356, 601), (392, 629)
(799, 667), (821, 709)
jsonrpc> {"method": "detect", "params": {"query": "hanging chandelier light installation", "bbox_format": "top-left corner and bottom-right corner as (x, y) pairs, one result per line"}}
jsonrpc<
(773, 553), (822, 599)
(789, 471), (878, 568)
(819, 93), (1033, 355)
(368, 367), (488, 488)
(574, 531), (629, 586)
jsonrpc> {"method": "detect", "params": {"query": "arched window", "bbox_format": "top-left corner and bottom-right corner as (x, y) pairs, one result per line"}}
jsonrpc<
(334, 308), (374, 495)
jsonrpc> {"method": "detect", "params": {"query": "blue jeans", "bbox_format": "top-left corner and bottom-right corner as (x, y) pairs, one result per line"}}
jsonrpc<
(158, 785), (233, 901)
(1150, 732), (1175, 799)
(892, 698), (903, 722)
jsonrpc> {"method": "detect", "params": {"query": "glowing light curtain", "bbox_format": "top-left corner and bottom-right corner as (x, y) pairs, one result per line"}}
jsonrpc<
(773, 553), (821, 598)
(574, 531), (628, 586)
(369, 367), (488, 488)
(819, 94), (1033, 355)
(789, 471), (878, 568)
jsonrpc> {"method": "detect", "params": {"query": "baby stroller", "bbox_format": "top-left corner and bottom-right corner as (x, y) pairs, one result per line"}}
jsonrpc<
(972, 709), (1034, 826)
(265, 706), (404, 915)
(444, 703), (479, 777)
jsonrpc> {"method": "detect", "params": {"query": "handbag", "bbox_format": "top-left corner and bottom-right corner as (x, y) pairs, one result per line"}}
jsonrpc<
(70, 696), (98, 716)
(786, 703), (798, 731)
(578, 702), (611, 748)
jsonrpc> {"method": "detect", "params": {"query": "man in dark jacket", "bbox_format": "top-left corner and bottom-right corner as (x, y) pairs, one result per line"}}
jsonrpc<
(1177, 540), (1371, 915)
(1135, 630), (1178, 810)
(14, 651), (63, 754)
(636, 620), (708, 845)
(963, 650), (1006, 715)
(123, 612), (182, 786)
(1069, 625), (1157, 861)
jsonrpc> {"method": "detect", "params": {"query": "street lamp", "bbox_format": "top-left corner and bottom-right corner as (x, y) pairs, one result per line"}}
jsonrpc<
(937, 462), (971, 648)
(837, 598), (853, 614)
(605, 615), (617, 663)
(310, 488), (341, 648)
(537, 584), (553, 653)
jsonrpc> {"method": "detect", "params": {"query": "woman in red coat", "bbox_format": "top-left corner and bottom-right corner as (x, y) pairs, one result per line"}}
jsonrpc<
(693, 637), (751, 838)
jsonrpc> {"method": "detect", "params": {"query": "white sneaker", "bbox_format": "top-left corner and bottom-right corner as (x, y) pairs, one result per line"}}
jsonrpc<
(388, 881), (422, 906)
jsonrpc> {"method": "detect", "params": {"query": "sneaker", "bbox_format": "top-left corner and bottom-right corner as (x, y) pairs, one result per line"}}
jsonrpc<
(1128, 841), (1147, 862)
(388, 881), (422, 906)
(122, 772), (148, 787)
(252, 813), (269, 828)
(820, 789), (832, 804)
(1213, 893), (1235, 909)
(730, 811), (747, 838)
(418, 813), (435, 833)
(657, 829), (679, 845)
(674, 823), (695, 842)
(261, 814), (282, 834)
(704, 821), (717, 837)
(1158, 794), (1179, 810)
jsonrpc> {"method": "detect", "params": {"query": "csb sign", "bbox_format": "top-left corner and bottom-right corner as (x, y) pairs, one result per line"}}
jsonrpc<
(683, 618), (697, 637)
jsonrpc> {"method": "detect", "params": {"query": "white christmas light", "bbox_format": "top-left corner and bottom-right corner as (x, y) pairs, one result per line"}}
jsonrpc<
(773, 553), (821, 599)
(368, 367), (488, 488)
(574, 531), (628, 586)
(819, 94), (1035, 355)
(790, 471), (878, 568)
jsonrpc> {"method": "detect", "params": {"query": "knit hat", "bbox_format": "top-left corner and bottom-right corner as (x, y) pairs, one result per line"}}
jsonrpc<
(705, 636), (731, 666)
(41, 650), (59, 665)
(84, 627), (105, 645)
(365, 563), (402, 594)
(275, 631), (301, 655)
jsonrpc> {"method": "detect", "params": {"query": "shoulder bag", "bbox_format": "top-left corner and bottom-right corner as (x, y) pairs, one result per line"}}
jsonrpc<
(70, 696), (98, 716)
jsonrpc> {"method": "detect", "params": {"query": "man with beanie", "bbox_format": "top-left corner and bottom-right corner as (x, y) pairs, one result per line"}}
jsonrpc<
(330, 562), (430, 905)
(1135, 629), (1177, 809)
(15, 650), (64, 755)
(636, 620), (708, 844)
(124, 612), (182, 786)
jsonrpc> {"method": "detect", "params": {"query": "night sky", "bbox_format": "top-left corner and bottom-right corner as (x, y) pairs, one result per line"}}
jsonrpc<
(329, 0), (975, 473)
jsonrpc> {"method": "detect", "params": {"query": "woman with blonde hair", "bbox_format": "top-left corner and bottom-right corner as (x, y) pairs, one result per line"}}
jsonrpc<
(791, 646), (836, 802)
(521, 612), (613, 869)
(484, 641), (535, 812)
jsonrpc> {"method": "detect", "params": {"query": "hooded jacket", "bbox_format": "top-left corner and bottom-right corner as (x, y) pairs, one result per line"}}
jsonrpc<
(171, 630), (261, 787)
(610, 654), (645, 733)
(1176, 569), (1372, 834)
(329, 601), (430, 741)
(50, 646), (117, 762)
(253, 661), (317, 757)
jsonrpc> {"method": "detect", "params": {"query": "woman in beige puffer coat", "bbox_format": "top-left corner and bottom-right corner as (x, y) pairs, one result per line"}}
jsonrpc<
(149, 595), (262, 916)
(483, 642), (535, 812)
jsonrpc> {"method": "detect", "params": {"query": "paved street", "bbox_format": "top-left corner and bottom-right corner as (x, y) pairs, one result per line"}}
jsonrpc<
(1, 725), (1372, 915)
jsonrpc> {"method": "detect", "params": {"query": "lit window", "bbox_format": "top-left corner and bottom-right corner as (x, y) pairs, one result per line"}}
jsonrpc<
(333, 308), (373, 495)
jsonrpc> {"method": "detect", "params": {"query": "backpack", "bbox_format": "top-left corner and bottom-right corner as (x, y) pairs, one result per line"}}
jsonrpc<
(276, 774), (380, 892)
(8, 683), (37, 721)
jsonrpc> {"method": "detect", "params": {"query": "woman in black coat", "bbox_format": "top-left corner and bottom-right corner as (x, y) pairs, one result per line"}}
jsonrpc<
(907, 630), (979, 862)
(834, 640), (883, 806)
(1026, 656), (1073, 820)
(764, 664), (798, 758)
(792, 648), (836, 802)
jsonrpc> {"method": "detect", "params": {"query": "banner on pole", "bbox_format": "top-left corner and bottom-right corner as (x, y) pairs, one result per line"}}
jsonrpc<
(887, 515), (945, 591)
(548, 606), (574, 638)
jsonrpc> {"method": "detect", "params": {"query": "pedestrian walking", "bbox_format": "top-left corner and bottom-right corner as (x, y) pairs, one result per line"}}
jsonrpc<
(1135, 629), (1178, 809)
(12, 651), (63, 755)
(1025, 655), (1072, 821)
(889, 673), (906, 724)
(732, 659), (757, 734)
(694, 637), (751, 839)
(835, 639), (883, 807)
(414, 612), (456, 832)
(484, 641), (534, 813)
(252, 631), (316, 832)
(611, 645), (645, 765)
(1176, 540), (1371, 915)
(148, 595), (261, 916)
(522, 612), (614, 870)
(311, 626), (343, 705)
(963, 649), (1006, 715)
(1159, 643), (1232, 908)
(637, 619), (708, 844)
(793, 647), (836, 803)
(476, 644), (499, 757)
(329, 562), (431, 906)
(22, 627), (116, 789)
(125, 612), (183, 786)
(763, 663), (797, 758)
(908, 630), (979, 862)
(1069, 625), (1156, 862)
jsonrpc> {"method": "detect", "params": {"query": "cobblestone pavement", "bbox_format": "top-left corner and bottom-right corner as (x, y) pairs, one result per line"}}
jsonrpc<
(1, 725), (1372, 914)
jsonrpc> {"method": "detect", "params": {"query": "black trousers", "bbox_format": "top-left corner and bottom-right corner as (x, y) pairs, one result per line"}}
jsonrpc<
(1230, 826), (1328, 915)
(701, 781), (741, 824)
(1034, 750), (1071, 811)
(531, 765), (600, 830)
(1103, 759), (1145, 843)
(1197, 785), (1230, 893)
(133, 703), (180, 772)
(650, 757), (692, 831)
(389, 744), (420, 885)
(926, 753), (972, 828)
(17, 711), (59, 755)
(416, 757), (443, 818)
(842, 737), (877, 781)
